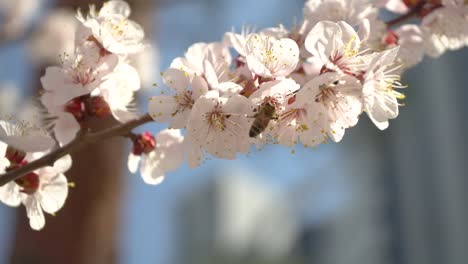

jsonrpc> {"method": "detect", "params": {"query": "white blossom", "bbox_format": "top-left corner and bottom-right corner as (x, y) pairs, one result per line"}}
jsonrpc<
(128, 129), (185, 185)
(296, 72), (363, 142)
(305, 21), (369, 76)
(363, 47), (404, 130)
(422, 1), (468, 57)
(0, 118), (55, 153)
(148, 68), (209, 129)
(245, 34), (299, 78)
(40, 51), (118, 105)
(0, 153), (71, 230)
(77, 0), (145, 55)
(98, 61), (141, 122)
(302, 0), (378, 35)
(186, 90), (252, 168)
(250, 79), (300, 112)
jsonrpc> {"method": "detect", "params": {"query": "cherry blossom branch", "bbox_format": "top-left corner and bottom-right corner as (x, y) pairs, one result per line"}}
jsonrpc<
(0, 114), (153, 186)
(386, 2), (425, 28)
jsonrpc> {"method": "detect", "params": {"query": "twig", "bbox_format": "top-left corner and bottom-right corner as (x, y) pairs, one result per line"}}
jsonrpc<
(0, 113), (153, 186)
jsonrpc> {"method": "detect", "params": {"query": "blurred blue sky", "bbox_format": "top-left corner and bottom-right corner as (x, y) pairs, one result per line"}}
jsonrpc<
(0, 1), (355, 263)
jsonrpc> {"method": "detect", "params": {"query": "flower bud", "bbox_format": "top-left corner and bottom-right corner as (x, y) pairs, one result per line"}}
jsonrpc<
(5, 146), (26, 164)
(15, 172), (40, 195)
(64, 97), (85, 122)
(132, 131), (156, 155)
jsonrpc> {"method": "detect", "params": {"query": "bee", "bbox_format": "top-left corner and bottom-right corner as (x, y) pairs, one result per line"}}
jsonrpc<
(249, 102), (276, 137)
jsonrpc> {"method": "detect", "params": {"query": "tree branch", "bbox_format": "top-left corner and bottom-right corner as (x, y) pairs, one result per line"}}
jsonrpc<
(386, 2), (425, 28)
(0, 113), (153, 186)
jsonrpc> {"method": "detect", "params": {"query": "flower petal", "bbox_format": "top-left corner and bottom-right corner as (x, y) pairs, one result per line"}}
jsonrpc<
(127, 153), (141, 173)
(23, 196), (46, 231)
(39, 173), (68, 214)
(148, 95), (176, 123)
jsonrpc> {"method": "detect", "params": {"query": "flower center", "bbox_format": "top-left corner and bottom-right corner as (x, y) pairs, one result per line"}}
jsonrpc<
(315, 84), (338, 105)
(71, 69), (94, 85)
(206, 103), (226, 131)
(172, 91), (194, 116)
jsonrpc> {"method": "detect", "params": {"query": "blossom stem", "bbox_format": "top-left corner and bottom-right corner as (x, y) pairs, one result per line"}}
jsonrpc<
(0, 114), (153, 186)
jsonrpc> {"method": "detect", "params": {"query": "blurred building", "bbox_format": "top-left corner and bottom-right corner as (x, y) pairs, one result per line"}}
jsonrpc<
(175, 165), (390, 264)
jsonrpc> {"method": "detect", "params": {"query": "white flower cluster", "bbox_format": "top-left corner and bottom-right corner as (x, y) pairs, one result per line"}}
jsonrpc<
(372, 0), (468, 66)
(0, 0), (151, 230)
(149, 3), (406, 168)
(0, 0), (467, 230)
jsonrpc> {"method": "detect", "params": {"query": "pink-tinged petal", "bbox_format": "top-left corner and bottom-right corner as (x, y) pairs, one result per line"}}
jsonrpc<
(148, 95), (176, 123)
(0, 141), (7, 156)
(191, 76), (209, 99)
(0, 182), (21, 207)
(358, 19), (371, 43)
(369, 47), (399, 71)
(276, 125), (297, 147)
(40, 67), (94, 105)
(169, 109), (190, 129)
(54, 114), (80, 146)
(187, 142), (203, 168)
(39, 173), (68, 214)
(23, 196), (45, 231)
(0, 158), (8, 173)
(214, 82), (243, 95)
(223, 32), (247, 56)
(246, 55), (273, 77)
(112, 109), (139, 123)
(162, 68), (190, 93)
(305, 21), (343, 60)
(5, 133), (55, 153)
(170, 57), (196, 75)
(185, 42), (207, 68)
(40, 67), (66, 92)
(93, 54), (119, 81)
(269, 38), (299, 77)
(140, 153), (165, 185)
(338, 21), (361, 50)
(300, 126), (325, 148)
(395, 25), (425, 67)
(99, 0), (131, 17)
(127, 153), (141, 173)
(250, 79), (300, 105)
(365, 93), (398, 130)
(155, 129), (185, 171)
(203, 60), (219, 88)
(53, 155), (73, 174)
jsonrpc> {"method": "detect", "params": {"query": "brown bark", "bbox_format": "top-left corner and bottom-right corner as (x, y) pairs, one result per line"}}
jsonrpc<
(9, 0), (155, 263)
(11, 124), (126, 264)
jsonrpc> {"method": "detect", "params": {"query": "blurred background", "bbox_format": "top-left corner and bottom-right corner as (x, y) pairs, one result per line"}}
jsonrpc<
(0, 0), (468, 263)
